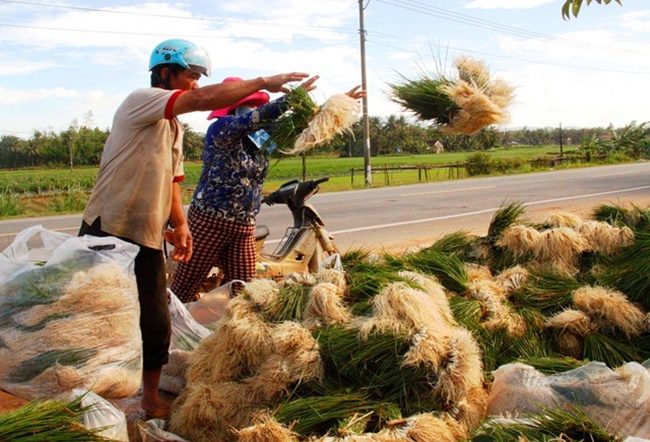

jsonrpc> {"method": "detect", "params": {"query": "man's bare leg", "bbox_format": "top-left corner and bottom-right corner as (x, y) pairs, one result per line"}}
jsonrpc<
(141, 367), (170, 418)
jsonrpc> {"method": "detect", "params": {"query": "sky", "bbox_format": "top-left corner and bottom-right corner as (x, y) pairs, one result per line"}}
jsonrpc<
(1, 0), (649, 139)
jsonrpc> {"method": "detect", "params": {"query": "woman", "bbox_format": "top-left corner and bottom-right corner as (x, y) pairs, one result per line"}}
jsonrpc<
(170, 77), (365, 303)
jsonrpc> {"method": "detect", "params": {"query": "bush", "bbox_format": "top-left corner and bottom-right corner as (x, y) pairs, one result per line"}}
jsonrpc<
(465, 152), (493, 176)
(492, 157), (525, 173)
(0, 191), (22, 217)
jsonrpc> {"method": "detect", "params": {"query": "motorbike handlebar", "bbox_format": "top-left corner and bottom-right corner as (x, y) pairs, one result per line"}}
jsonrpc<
(262, 177), (329, 206)
(313, 176), (329, 186)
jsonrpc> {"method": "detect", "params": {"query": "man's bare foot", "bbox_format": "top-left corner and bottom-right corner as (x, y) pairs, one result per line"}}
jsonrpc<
(141, 398), (171, 420)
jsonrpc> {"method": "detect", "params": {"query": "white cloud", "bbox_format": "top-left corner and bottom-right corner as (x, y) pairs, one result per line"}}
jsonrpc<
(465, 0), (555, 10)
(501, 64), (649, 129)
(620, 10), (650, 32)
(219, 0), (354, 22)
(0, 60), (56, 75)
(0, 87), (78, 105)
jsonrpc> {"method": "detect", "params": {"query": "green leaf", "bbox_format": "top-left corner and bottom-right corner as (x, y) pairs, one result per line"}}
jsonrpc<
(7, 348), (97, 383)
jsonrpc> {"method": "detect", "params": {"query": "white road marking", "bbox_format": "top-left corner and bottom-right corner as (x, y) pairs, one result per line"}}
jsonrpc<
(330, 185), (650, 236)
(401, 186), (494, 197)
(0, 226), (77, 237)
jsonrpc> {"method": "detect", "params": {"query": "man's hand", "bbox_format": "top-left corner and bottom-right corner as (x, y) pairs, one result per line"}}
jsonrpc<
(263, 72), (310, 93)
(165, 225), (193, 262)
(298, 75), (319, 93)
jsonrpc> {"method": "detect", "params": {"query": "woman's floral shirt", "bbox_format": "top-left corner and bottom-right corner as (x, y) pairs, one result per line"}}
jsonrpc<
(191, 97), (288, 224)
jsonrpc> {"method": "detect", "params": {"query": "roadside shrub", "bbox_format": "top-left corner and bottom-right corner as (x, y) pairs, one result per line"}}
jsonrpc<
(0, 190), (22, 217)
(492, 157), (525, 173)
(465, 152), (493, 176)
(46, 187), (89, 214)
(529, 156), (552, 170)
(600, 152), (634, 164)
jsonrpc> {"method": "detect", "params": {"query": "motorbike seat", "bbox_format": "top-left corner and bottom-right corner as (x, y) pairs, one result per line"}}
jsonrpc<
(255, 225), (270, 241)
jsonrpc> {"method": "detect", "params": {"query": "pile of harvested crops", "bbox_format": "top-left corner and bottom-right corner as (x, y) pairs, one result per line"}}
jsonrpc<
(168, 200), (650, 441)
(389, 55), (515, 134)
(170, 270), (486, 441)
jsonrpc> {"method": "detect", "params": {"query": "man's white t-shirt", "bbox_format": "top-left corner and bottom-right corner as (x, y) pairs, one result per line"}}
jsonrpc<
(83, 87), (185, 250)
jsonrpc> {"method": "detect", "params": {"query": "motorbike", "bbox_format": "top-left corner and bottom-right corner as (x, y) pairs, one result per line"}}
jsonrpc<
(167, 176), (341, 295)
(254, 176), (341, 280)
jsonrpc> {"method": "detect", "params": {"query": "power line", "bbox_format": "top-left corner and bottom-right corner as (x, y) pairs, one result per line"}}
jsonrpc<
(0, 0), (360, 36)
(3, 0), (647, 63)
(0, 23), (355, 44)
(367, 38), (650, 76)
(376, 0), (650, 58)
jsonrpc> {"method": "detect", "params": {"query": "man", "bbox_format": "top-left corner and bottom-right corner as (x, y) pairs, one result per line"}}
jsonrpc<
(79, 38), (309, 418)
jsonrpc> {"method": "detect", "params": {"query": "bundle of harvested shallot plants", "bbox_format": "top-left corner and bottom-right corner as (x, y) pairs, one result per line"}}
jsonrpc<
(389, 55), (515, 134)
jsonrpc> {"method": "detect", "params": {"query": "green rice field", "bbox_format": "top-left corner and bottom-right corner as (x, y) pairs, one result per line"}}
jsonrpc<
(0, 145), (615, 219)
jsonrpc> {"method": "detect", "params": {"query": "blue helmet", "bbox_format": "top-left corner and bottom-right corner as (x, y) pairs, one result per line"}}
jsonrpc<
(149, 39), (211, 77)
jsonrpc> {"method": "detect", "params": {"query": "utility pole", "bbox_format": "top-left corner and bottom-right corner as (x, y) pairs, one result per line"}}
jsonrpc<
(559, 122), (563, 158)
(68, 137), (74, 170)
(358, 0), (372, 185)
(68, 121), (77, 171)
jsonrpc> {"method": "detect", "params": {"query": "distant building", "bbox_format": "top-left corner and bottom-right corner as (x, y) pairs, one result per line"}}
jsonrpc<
(434, 140), (444, 153)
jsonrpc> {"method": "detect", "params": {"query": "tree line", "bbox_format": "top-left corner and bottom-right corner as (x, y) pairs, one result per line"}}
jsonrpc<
(0, 117), (644, 169)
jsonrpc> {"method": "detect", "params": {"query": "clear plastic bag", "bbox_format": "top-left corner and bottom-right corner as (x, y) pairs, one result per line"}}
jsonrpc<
(488, 360), (650, 439)
(73, 388), (129, 442)
(0, 226), (143, 400)
(184, 280), (242, 326)
(320, 252), (343, 271)
(161, 290), (212, 394)
(0, 225), (71, 284)
(136, 418), (190, 442)
(168, 289), (211, 351)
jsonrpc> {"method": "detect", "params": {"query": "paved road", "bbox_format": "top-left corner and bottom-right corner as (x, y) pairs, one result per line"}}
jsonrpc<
(2, 162), (650, 254)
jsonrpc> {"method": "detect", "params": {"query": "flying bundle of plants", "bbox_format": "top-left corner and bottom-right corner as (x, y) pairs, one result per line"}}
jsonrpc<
(389, 55), (515, 134)
(268, 87), (361, 156)
(0, 247), (142, 401)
